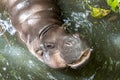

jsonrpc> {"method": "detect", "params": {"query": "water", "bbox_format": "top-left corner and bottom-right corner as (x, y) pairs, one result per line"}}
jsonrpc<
(0, 0), (120, 80)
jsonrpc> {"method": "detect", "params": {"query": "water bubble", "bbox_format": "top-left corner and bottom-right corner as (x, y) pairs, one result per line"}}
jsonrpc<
(47, 72), (57, 80)
(27, 74), (33, 80)
(2, 67), (7, 71)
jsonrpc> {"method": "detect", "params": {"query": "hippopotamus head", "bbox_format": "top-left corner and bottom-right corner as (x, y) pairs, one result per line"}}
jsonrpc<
(24, 25), (91, 68)
(25, 24), (91, 69)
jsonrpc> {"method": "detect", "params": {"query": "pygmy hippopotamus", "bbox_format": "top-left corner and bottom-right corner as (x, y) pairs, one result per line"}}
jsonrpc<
(3, 0), (91, 69)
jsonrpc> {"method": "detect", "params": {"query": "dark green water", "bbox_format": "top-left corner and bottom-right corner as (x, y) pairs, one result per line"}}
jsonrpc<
(0, 0), (120, 80)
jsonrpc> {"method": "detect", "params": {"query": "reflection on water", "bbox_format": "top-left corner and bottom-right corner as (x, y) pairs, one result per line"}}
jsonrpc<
(0, 0), (120, 80)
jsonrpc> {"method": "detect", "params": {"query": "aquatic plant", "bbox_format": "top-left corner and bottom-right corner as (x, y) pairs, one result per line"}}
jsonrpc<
(107, 0), (120, 12)
(86, 0), (120, 18)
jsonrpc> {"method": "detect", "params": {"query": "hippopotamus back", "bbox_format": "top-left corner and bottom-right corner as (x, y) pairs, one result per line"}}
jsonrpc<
(7, 0), (62, 42)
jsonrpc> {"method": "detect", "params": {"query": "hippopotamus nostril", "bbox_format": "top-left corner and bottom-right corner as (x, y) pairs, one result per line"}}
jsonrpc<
(64, 42), (72, 47)
(63, 36), (78, 47)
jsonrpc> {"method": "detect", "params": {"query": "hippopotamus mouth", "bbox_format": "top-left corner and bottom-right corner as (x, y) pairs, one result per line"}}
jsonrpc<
(27, 24), (91, 69)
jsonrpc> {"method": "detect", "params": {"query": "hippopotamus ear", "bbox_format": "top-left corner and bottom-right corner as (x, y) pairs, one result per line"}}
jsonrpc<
(68, 48), (91, 69)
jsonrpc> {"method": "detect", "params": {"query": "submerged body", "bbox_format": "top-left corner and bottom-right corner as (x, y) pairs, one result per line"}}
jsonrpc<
(5, 0), (91, 69)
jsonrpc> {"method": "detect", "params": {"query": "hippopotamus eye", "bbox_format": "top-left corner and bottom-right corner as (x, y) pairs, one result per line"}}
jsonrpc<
(44, 42), (55, 49)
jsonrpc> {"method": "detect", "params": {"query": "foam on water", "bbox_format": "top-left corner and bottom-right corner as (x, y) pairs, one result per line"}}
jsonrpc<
(0, 19), (16, 36)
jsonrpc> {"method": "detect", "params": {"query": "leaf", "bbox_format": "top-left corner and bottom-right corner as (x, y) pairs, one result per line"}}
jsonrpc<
(106, 0), (120, 12)
(111, 0), (119, 11)
(85, 0), (111, 18)
(107, 0), (113, 6)
(91, 7), (111, 18)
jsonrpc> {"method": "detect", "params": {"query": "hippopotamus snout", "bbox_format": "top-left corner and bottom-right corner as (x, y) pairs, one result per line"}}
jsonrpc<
(58, 33), (91, 68)
(59, 34), (87, 63)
